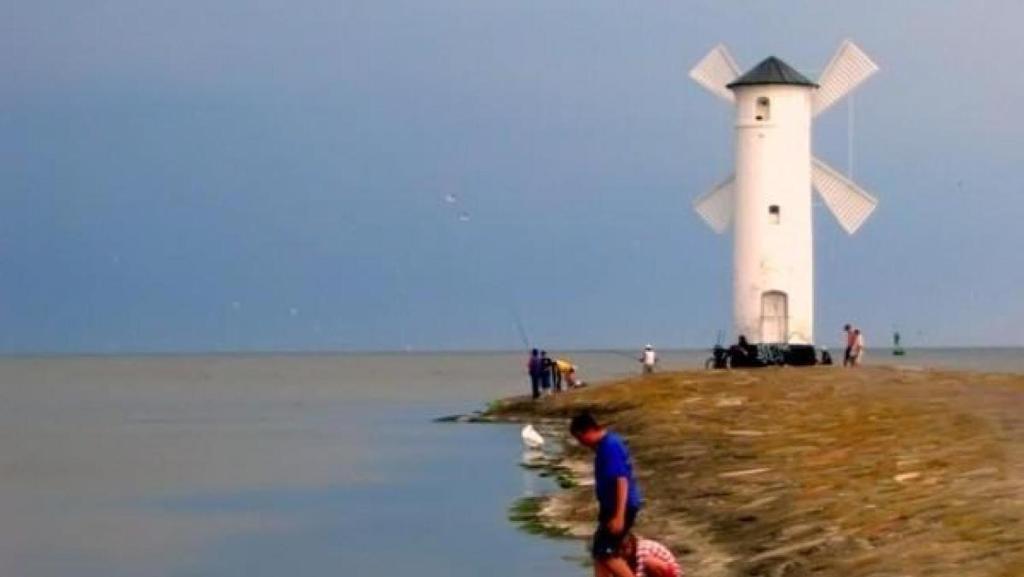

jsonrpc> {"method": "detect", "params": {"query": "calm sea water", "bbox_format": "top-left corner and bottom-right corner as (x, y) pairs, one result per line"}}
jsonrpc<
(0, 349), (1020, 577)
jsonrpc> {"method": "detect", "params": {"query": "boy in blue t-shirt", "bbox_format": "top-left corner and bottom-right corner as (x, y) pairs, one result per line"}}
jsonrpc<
(570, 412), (643, 577)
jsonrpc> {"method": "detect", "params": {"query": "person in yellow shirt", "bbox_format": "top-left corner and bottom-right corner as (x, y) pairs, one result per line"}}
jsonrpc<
(554, 358), (581, 390)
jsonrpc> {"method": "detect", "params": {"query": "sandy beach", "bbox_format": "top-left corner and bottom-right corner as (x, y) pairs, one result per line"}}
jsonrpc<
(485, 366), (1024, 577)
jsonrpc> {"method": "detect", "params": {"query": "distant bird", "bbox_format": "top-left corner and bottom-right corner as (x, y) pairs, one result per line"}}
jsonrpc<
(457, 211), (471, 222)
(521, 424), (545, 449)
(444, 193), (458, 204)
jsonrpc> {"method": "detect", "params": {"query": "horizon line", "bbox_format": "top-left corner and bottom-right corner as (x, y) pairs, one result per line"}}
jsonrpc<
(2, 345), (1023, 360)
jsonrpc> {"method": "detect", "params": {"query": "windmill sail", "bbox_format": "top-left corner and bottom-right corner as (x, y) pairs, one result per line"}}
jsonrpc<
(812, 40), (879, 117)
(812, 159), (878, 234)
(689, 44), (741, 104)
(693, 175), (735, 233)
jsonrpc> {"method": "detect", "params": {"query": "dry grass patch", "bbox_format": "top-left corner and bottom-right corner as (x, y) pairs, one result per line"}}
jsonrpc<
(488, 367), (1024, 577)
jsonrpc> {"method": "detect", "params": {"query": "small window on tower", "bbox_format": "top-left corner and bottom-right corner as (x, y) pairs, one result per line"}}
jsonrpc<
(769, 205), (780, 224)
(756, 97), (770, 121)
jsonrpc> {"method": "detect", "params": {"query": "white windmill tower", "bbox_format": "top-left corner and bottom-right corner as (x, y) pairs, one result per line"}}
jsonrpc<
(690, 41), (879, 346)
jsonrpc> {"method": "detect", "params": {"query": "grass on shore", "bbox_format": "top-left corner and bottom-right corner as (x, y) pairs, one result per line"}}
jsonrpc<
(487, 366), (1024, 577)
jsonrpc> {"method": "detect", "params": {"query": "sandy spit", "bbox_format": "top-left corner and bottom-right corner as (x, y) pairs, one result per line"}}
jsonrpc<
(484, 366), (1024, 577)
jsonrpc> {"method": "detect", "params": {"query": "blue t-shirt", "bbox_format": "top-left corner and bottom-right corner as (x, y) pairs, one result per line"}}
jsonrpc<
(594, 432), (642, 516)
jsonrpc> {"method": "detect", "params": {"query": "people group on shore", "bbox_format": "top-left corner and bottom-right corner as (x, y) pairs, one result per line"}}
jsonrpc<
(570, 412), (680, 577)
(529, 344), (658, 398)
(527, 349), (581, 399)
(843, 324), (866, 366)
(519, 326), (889, 574)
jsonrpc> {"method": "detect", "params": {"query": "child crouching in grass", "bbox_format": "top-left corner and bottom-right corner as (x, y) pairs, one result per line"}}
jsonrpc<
(620, 533), (682, 577)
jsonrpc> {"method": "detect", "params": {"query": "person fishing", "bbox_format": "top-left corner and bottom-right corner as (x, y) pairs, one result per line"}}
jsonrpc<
(527, 349), (542, 399)
(570, 412), (643, 577)
(540, 351), (554, 394)
(639, 345), (657, 375)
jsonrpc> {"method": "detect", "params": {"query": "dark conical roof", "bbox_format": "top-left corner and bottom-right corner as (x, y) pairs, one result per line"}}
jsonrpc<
(727, 56), (817, 89)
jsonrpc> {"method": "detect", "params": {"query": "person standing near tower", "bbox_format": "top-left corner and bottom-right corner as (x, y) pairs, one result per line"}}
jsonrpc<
(843, 324), (856, 367)
(851, 329), (866, 366)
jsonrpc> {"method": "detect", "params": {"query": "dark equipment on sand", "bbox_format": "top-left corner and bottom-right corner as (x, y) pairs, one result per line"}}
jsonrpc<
(707, 345), (730, 369)
(705, 341), (819, 369)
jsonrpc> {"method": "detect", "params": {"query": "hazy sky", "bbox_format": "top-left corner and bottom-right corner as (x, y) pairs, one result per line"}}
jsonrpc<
(2, 1), (1022, 353)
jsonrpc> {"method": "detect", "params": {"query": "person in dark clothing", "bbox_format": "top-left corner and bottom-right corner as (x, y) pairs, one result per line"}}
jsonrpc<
(527, 349), (542, 399)
(843, 324), (855, 367)
(540, 351), (553, 394)
(728, 335), (754, 367)
(570, 412), (643, 577)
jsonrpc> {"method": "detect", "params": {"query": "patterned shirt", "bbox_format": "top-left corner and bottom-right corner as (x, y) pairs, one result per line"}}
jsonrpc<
(637, 538), (681, 577)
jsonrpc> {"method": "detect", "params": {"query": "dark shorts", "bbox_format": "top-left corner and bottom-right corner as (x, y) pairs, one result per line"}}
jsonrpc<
(591, 507), (638, 559)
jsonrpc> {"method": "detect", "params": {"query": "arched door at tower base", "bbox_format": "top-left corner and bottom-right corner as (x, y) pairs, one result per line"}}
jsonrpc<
(761, 291), (788, 344)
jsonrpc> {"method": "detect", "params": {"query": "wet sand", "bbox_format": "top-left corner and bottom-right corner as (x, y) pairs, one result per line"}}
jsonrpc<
(485, 366), (1024, 577)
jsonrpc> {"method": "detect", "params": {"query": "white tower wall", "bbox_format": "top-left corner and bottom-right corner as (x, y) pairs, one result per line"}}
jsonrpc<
(732, 85), (815, 344)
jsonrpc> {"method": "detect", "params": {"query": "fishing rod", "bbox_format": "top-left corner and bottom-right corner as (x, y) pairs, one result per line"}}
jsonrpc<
(510, 306), (530, 350)
(605, 349), (642, 362)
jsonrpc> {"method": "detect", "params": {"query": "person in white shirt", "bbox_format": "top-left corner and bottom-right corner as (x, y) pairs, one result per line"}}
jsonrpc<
(640, 345), (657, 374)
